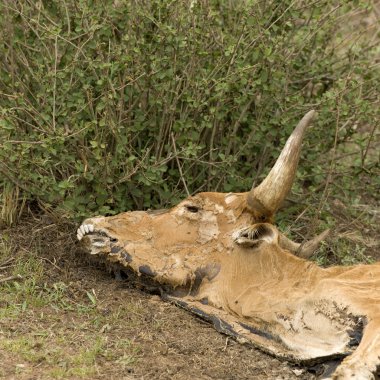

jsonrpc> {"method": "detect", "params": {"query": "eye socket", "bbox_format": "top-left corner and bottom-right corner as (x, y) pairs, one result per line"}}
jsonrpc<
(185, 205), (199, 213)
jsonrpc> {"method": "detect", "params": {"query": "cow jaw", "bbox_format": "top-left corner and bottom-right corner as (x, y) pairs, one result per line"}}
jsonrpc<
(77, 218), (115, 256)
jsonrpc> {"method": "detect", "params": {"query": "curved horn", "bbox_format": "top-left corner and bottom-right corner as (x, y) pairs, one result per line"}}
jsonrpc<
(248, 110), (316, 215)
(278, 229), (330, 258)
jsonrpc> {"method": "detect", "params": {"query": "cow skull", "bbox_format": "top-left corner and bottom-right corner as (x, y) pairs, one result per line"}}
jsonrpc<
(77, 111), (380, 380)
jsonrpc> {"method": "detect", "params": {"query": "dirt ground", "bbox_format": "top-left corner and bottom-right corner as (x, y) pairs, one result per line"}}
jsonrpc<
(0, 215), (326, 380)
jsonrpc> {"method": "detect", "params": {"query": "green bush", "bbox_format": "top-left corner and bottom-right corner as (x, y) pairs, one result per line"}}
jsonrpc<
(0, 0), (378, 222)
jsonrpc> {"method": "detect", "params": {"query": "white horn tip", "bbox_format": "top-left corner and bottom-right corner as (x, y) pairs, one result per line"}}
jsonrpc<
(302, 110), (317, 124)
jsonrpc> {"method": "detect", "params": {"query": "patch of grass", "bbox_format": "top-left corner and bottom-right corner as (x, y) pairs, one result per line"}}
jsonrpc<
(73, 337), (106, 366)
(0, 337), (47, 364)
(1, 246), (96, 316)
(0, 228), (144, 379)
(0, 333), (127, 378)
(277, 181), (379, 266)
(0, 296), (141, 379)
(0, 233), (12, 262)
(48, 367), (93, 379)
(314, 240), (376, 267)
(110, 338), (141, 366)
(0, 183), (26, 227)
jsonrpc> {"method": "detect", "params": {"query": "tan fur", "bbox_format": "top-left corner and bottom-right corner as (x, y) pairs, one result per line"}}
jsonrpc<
(80, 192), (380, 380)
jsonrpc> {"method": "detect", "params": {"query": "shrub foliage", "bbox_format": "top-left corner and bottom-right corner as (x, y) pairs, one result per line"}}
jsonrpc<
(0, 0), (378, 222)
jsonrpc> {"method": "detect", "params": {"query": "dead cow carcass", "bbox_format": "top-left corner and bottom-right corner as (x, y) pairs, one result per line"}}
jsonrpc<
(77, 111), (380, 380)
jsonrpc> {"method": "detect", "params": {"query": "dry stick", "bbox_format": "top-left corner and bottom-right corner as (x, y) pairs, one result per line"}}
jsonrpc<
(0, 265), (16, 271)
(225, 98), (255, 157)
(361, 121), (378, 168)
(328, 12), (379, 56)
(62, 0), (71, 34)
(310, 73), (351, 240)
(52, 34), (58, 131)
(6, 140), (45, 144)
(0, 257), (15, 267)
(6, 108), (46, 134)
(0, 164), (30, 193)
(40, 257), (64, 273)
(285, 4), (342, 61)
(222, 337), (229, 352)
(244, 0), (297, 55)
(206, 28), (248, 186)
(171, 133), (190, 196)
(0, 274), (23, 284)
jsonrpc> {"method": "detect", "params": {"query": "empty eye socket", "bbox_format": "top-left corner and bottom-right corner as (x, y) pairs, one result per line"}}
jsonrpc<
(185, 205), (199, 213)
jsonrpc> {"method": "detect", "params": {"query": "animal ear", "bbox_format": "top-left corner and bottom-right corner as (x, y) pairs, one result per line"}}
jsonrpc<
(233, 224), (277, 248)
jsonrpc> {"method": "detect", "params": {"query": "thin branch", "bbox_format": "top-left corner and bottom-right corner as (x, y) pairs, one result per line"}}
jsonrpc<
(171, 133), (190, 196)
(40, 257), (64, 273)
(0, 265), (17, 271)
(0, 274), (23, 284)
(52, 34), (58, 131)
(0, 257), (15, 267)
(361, 121), (378, 168)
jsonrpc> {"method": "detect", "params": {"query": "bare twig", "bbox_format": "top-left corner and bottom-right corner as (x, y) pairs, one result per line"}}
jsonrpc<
(62, 0), (71, 34)
(52, 34), (58, 131)
(222, 337), (229, 351)
(40, 257), (64, 273)
(361, 121), (378, 168)
(171, 133), (190, 196)
(0, 163), (30, 193)
(0, 274), (23, 284)
(0, 257), (15, 267)
(310, 72), (352, 238)
(0, 264), (17, 271)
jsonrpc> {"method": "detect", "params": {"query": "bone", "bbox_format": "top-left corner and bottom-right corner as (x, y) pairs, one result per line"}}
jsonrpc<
(93, 241), (107, 247)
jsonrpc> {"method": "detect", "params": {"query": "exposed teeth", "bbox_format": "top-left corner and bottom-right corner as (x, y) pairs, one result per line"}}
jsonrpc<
(77, 224), (95, 241)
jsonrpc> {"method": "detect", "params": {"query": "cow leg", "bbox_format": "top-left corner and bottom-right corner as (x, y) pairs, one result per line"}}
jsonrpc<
(330, 319), (380, 380)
